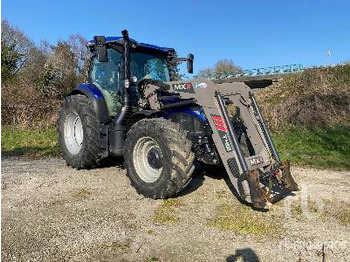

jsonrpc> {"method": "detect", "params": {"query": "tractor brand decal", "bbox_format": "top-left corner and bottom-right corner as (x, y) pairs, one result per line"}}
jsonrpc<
(194, 82), (208, 89)
(221, 133), (233, 152)
(212, 115), (228, 132)
(211, 115), (233, 152)
(248, 156), (264, 166)
(172, 83), (194, 93)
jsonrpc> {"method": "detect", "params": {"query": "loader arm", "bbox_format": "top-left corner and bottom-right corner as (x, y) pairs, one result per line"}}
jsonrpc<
(139, 79), (299, 209)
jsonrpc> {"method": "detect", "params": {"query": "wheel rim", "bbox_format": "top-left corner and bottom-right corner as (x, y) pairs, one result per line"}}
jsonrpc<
(133, 137), (163, 183)
(64, 112), (83, 155)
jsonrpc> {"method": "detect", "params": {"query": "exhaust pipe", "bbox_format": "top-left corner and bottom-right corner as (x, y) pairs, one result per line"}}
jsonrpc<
(110, 30), (133, 156)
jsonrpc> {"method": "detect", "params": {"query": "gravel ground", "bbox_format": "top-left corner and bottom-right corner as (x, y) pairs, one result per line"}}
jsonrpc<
(1, 157), (350, 262)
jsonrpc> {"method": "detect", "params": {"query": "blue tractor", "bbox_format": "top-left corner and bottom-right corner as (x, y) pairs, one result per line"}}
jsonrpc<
(58, 30), (298, 210)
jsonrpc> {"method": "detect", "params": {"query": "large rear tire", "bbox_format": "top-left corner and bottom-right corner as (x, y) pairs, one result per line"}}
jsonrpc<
(124, 118), (195, 199)
(58, 94), (100, 169)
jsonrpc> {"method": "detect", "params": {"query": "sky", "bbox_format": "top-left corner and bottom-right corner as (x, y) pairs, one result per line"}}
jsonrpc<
(2, 0), (350, 75)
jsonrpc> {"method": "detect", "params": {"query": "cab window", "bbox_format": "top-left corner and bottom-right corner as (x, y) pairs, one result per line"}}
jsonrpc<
(130, 52), (170, 82)
(90, 48), (123, 116)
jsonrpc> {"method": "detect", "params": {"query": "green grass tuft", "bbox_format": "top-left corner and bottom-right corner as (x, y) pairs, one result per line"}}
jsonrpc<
(207, 204), (280, 236)
(1, 126), (59, 157)
(322, 200), (350, 226)
(70, 188), (94, 200)
(99, 240), (131, 250)
(290, 197), (321, 216)
(145, 257), (161, 262)
(146, 229), (156, 235)
(153, 199), (182, 224)
(338, 210), (350, 226)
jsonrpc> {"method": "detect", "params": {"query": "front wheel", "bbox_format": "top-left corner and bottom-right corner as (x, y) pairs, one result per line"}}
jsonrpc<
(57, 94), (100, 169)
(124, 118), (195, 199)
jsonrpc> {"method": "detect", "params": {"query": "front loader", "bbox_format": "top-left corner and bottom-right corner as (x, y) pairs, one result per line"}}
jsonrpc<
(58, 30), (298, 210)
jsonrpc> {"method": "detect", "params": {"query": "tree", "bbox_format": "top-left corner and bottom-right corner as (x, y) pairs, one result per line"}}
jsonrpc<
(168, 52), (185, 81)
(67, 34), (89, 76)
(1, 20), (36, 74)
(38, 41), (78, 97)
(197, 59), (243, 78)
(1, 40), (21, 83)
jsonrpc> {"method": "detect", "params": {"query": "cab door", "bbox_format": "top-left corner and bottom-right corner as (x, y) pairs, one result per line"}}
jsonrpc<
(89, 48), (124, 116)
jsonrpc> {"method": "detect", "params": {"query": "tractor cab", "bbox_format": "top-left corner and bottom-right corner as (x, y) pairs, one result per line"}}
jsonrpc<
(86, 36), (174, 116)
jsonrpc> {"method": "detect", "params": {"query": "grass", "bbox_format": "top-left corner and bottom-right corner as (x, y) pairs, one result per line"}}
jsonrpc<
(70, 188), (94, 200)
(153, 199), (182, 224)
(1, 126), (59, 157)
(146, 229), (156, 235)
(1, 124), (349, 170)
(99, 240), (131, 250)
(145, 257), (161, 262)
(290, 196), (321, 217)
(338, 210), (350, 226)
(207, 203), (280, 236)
(323, 200), (350, 226)
(273, 125), (350, 169)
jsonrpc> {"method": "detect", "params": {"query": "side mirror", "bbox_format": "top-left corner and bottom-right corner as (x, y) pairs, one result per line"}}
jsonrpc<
(187, 53), (194, 74)
(94, 36), (108, 62)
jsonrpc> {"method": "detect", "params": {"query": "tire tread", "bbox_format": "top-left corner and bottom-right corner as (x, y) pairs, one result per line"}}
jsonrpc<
(124, 118), (195, 199)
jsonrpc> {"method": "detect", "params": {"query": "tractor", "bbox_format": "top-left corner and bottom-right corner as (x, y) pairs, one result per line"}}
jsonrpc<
(58, 30), (299, 210)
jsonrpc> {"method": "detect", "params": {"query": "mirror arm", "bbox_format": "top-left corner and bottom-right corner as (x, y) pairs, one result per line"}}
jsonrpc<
(170, 57), (187, 63)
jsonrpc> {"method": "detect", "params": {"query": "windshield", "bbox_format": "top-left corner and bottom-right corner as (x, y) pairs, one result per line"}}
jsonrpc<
(130, 52), (170, 82)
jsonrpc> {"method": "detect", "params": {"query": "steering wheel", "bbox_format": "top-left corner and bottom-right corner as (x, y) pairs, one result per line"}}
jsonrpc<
(137, 79), (170, 98)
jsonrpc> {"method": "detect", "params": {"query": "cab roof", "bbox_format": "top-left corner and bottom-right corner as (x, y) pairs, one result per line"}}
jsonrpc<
(87, 36), (174, 53)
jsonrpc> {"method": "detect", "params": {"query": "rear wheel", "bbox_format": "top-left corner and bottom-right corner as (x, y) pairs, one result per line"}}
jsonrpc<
(58, 94), (100, 169)
(124, 118), (195, 199)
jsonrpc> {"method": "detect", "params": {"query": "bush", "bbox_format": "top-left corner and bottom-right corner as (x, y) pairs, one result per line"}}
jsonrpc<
(256, 64), (350, 130)
(1, 82), (61, 129)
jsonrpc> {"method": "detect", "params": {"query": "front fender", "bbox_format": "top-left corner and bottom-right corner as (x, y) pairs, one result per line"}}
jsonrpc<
(126, 110), (165, 131)
(69, 84), (109, 123)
